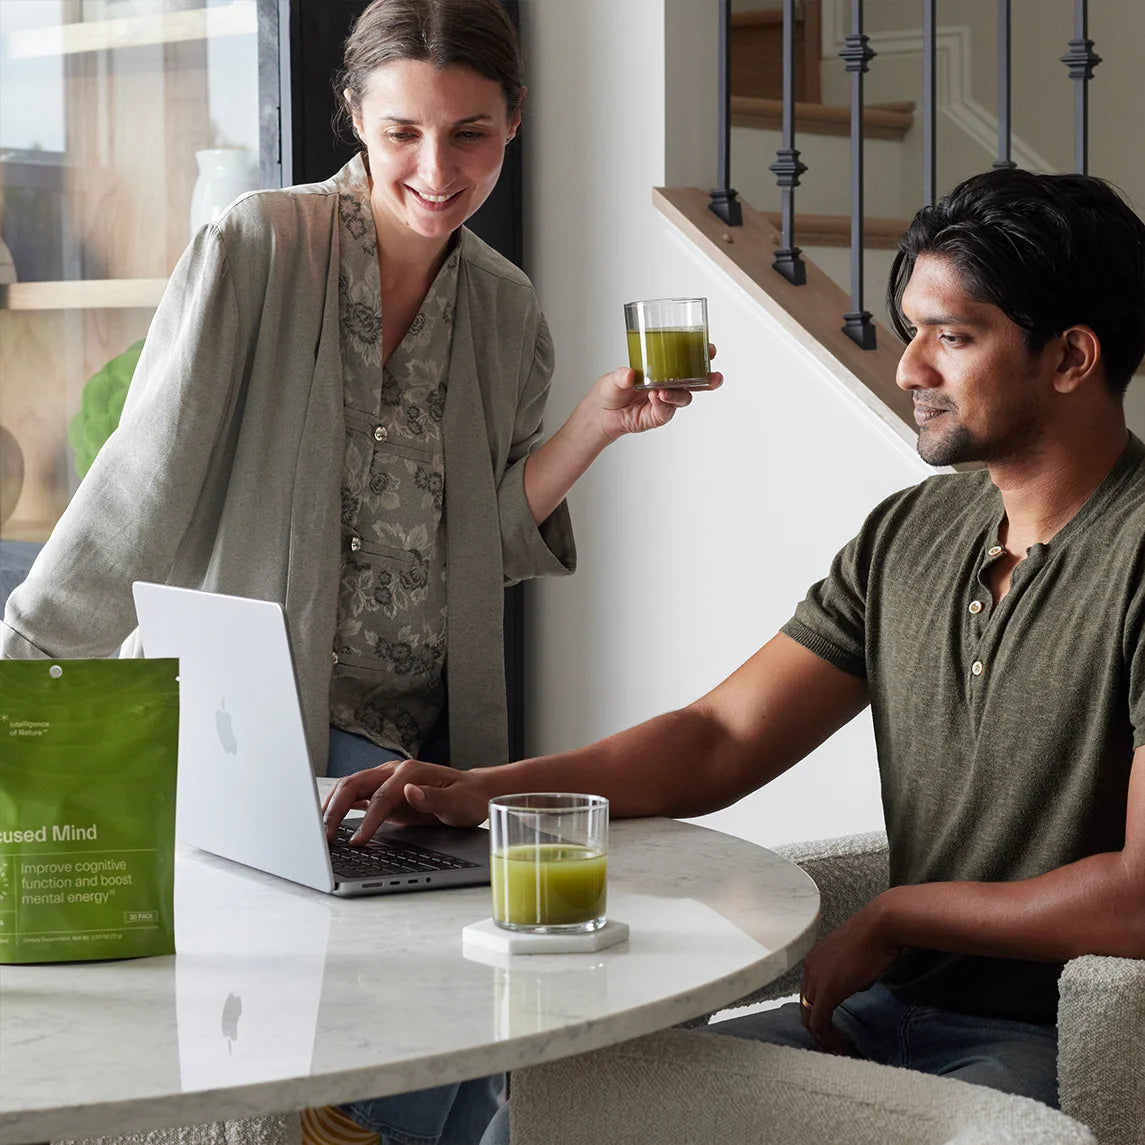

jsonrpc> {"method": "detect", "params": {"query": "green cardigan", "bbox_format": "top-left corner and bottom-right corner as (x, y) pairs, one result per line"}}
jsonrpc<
(1, 157), (576, 773)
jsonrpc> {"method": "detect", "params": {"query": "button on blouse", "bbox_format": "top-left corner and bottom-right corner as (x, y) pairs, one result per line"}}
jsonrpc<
(329, 166), (460, 757)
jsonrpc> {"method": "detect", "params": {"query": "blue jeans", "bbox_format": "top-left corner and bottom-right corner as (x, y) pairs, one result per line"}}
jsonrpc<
(328, 727), (505, 1145)
(476, 980), (1058, 1145)
(713, 980), (1059, 1107)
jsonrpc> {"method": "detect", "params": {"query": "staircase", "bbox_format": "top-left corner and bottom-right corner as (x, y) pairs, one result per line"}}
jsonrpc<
(729, 4), (914, 333)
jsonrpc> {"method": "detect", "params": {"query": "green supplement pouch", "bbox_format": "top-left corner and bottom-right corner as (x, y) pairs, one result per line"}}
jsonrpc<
(0, 658), (178, 963)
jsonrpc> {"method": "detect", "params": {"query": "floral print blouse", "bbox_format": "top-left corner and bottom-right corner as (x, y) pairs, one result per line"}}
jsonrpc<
(328, 163), (460, 757)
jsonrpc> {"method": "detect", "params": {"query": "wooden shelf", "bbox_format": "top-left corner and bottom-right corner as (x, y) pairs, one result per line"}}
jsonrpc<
(0, 279), (167, 311)
(8, 1), (256, 59)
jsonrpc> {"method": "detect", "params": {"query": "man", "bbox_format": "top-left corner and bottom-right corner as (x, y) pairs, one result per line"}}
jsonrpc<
(324, 169), (1145, 1109)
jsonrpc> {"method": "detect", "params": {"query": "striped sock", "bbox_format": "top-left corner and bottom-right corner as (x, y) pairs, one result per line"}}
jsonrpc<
(300, 1106), (381, 1145)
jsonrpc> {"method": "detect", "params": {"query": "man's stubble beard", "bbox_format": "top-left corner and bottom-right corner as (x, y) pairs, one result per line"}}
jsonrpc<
(916, 412), (1041, 468)
(917, 423), (975, 467)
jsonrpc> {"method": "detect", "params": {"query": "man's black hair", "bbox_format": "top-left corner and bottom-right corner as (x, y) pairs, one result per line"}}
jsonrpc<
(888, 169), (1145, 393)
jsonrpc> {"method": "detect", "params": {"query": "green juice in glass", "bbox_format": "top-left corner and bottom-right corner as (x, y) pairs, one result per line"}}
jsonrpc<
(627, 326), (710, 389)
(491, 843), (607, 929)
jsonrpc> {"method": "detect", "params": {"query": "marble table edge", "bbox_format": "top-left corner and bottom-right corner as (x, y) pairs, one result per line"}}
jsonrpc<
(0, 913), (819, 1145)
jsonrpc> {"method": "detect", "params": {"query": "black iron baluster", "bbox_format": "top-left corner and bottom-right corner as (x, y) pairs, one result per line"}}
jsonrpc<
(839, 0), (876, 350)
(993, 0), (1016, 170)
(923, 0), (937, 205)
(770, 0), (807, 284)
(1061, 0), (1101, 174)
(709, 0), (743, 226)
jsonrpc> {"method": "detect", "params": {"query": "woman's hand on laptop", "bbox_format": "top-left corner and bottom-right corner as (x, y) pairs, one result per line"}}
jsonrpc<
(322, 759), (490, 843)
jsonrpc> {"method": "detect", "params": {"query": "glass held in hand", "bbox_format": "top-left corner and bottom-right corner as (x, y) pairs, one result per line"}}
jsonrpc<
(624, 297), (712, 391)
(488, 793), (609, 934)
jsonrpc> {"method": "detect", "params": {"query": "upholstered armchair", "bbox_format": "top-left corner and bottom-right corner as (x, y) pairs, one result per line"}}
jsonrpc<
(510, 1028), (1096, 1144)
(665, 831), (1143, 1145)
(743, 832), (1145, 1145)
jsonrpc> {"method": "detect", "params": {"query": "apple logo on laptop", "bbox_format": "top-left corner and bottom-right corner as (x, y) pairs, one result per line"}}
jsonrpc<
(215, 699), (238, 756)
(221, 992), (242, 1053)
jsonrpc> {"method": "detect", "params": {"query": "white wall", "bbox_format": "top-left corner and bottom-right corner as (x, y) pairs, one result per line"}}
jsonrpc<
(519, 0), (932, 847)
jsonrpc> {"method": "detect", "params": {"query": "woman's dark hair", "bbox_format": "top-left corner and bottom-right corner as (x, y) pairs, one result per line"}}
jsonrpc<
(333, 0), (523, 137)
(888, 169), (1145, 393)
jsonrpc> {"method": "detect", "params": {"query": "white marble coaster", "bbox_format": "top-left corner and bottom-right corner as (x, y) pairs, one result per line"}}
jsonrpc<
(462, 917), (629, 955)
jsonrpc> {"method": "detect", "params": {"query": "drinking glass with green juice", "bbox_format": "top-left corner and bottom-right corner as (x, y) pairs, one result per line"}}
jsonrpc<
(624, 297), (712, 390)
(489, 793), (608, 934)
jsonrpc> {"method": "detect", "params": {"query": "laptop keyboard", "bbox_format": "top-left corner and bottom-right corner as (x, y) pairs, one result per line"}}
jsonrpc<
(329, 823), (481, 880)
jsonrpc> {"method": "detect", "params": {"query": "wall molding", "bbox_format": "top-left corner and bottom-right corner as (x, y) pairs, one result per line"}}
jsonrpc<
(822, 2), (1055, 175)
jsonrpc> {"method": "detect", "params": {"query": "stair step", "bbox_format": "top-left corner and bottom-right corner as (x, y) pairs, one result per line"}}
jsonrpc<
(731, 97), (915, 141)
(762, 212), (911, 249)
(731, 2), (822, 104)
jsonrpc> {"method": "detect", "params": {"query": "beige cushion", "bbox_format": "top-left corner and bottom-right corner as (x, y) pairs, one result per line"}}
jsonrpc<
(510, 1029), (1095, 1145)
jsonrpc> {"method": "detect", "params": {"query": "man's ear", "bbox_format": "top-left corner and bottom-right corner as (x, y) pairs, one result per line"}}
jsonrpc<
(1053, 325), (1101, 394)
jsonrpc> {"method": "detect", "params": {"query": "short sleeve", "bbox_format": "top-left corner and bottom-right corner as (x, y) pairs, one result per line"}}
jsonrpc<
(782, 532), (869, 679)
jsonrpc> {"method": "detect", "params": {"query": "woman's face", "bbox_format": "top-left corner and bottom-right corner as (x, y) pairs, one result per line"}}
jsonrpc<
(350, 59), (521, 247)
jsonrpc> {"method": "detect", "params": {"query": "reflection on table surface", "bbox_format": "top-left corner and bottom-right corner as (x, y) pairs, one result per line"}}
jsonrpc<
(175, 858), (330, 1090)
(470, 893), (771, 1041)
(0, 818), (818, 1145)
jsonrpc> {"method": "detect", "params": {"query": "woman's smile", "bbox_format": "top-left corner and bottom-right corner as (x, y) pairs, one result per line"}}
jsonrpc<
(351, 58), (520, 250)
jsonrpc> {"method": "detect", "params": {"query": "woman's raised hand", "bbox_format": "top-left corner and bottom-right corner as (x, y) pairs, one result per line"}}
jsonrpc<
(591, 343), (722, 441)
(521, 344), (722, 526)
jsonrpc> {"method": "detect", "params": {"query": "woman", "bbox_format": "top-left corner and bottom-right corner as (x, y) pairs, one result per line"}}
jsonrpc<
(0, 1), (718, 1140)
(2, 0), (717, 778)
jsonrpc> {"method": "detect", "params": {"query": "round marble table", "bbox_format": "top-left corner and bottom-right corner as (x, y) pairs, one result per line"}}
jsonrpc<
(0, 817), (819, 1144)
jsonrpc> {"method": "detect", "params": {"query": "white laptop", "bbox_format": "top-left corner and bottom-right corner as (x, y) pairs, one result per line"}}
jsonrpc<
(131, 582), (491, 897)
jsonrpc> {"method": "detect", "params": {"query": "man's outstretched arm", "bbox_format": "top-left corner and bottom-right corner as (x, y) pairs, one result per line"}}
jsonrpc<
(322, 633), (870, 838)
(799, 743), (1145, 1053)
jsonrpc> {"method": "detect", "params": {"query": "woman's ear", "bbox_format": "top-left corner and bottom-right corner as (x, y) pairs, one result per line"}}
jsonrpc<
(345, 87), (363, 141)
(506, 86), (527, 143)
(1053, 325), (1101, 394)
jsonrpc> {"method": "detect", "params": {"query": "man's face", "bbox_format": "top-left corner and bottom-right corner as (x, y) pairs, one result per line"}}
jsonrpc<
(895, 254), (1053, 467)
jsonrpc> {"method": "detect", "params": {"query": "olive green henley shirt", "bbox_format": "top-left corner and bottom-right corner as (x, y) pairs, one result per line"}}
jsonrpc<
(783, 433), (1145, 1025)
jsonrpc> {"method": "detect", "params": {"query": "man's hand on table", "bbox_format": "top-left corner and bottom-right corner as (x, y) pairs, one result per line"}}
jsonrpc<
(321, 759), (491, 843)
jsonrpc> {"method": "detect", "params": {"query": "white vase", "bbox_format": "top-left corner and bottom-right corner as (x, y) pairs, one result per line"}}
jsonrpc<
(189, 148), (260, 235)
(0, 423), (24, 527)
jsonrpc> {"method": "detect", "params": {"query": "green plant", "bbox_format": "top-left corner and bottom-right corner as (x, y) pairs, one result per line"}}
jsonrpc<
(68, 339), (145, 478)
